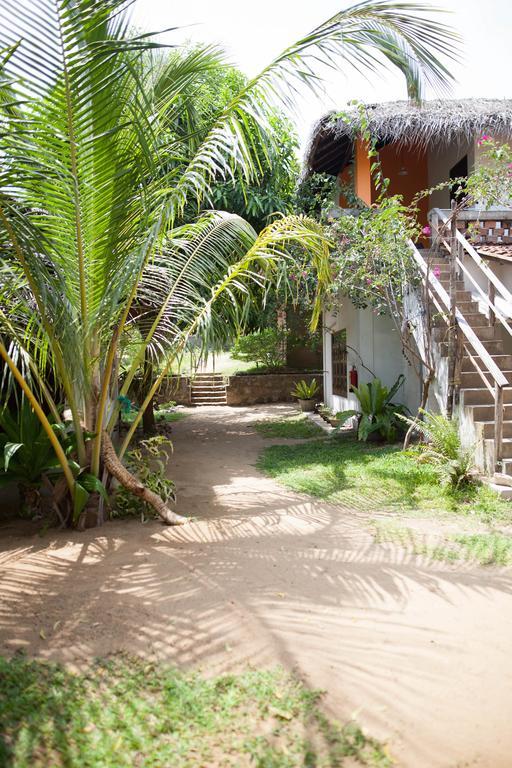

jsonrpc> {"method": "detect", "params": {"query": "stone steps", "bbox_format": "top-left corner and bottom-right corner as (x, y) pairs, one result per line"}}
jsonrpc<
(190, 374), (227, 406)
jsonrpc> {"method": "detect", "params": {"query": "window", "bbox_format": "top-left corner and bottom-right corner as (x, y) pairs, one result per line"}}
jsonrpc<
(332, 330), (347, 396)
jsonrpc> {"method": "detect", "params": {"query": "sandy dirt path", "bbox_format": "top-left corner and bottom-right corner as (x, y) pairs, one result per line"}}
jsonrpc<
(2, 404), (512, 767)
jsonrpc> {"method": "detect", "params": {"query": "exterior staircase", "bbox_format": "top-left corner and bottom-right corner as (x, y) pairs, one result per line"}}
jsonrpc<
(190, 373), (227, 406)
(409, 208), (512, 496)
(428, 254), (512, 480)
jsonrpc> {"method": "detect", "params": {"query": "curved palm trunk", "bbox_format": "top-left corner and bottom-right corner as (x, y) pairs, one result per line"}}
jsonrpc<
(101, 431), (187, 525)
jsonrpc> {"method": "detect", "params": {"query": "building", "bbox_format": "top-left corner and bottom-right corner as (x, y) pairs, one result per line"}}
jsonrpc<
(305, 99), (512, 479)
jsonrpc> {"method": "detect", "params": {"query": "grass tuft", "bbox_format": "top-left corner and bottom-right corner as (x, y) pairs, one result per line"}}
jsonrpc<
(254, 414), (323, 440)
(373, 522), (512, 566)
(0, 655), (392, 767)
(257, 434), (511, 524)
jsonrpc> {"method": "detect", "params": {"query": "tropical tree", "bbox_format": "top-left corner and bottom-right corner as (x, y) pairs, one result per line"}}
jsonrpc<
(0, 0), (458, 527)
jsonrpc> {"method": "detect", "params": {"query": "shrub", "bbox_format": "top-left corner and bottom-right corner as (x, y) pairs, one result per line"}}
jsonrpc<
(113, 435), (175, 520)
(232, 328), (287, 370)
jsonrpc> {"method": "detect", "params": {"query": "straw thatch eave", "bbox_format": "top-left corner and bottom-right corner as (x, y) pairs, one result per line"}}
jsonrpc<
(304, 98), (512, 177)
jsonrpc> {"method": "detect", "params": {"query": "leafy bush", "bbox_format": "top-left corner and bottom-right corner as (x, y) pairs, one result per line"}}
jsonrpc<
(335, 375), (408, 442)
(0, 400), (104, 522)
(401, 410), (475, 489)
(290, 378), (319, 400)
(114, 435), (175, 520)
(232, 328), (287, 370)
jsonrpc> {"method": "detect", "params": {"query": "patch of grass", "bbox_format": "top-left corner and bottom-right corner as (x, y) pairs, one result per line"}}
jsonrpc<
(255, 414), (323, 440)
(257, 434), (511, 524)
(0, 655), (392, 768)
(372, 521), (512, 566)
(121, 407), (187, 425)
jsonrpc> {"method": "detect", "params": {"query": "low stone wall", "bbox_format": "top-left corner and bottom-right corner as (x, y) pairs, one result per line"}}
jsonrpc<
(155, 372), (323, 407)
(226, 372), (323, 406)
(157, 376), (191, 406)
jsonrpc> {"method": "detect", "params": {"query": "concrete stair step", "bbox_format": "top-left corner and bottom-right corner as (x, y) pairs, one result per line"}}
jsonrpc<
(461, 370), (512, 388)
(462, 354), (512, 371)
(191, 385), (227, 392)
(456, 301), (480, 314)
(488, 481), (512, 498)
(440, 339), (504, 357)
(481, 421), (512, 439)
(461, 387), (512, 406)
(192, 402), (227, 407)
(467, 403), (512, 421)
(485, 438), (512, 459)
(433, 312), (488, 329)
(434, 325), (498, 343)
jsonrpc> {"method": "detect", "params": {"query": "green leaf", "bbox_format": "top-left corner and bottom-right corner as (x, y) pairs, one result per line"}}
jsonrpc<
(79, 473), (109, 502)
(73, 483), (90, 522)
(4, 442), (23, 472)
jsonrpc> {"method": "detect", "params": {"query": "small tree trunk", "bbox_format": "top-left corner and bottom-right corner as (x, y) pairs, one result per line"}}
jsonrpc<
(141, 351), (157, 435)
(403, 370), (434, 450)
(101, 431), (187, 525)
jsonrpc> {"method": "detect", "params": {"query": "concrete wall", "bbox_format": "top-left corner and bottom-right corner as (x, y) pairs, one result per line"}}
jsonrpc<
(322, 297), (419, 416)
(226, 372), (323, 406)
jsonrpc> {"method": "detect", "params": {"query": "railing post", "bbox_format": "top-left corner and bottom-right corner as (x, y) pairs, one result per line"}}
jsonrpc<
(495, 383), (504, 469)
(431, 210), (439, 253)
(488, 279), (496, 327)
(447, 200), (459, 417)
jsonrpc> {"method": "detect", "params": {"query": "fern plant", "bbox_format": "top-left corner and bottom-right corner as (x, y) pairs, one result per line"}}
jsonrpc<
(400, 410), (475, 489)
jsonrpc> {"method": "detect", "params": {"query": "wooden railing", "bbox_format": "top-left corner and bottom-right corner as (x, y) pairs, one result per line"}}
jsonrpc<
(409, 212), (509, 468)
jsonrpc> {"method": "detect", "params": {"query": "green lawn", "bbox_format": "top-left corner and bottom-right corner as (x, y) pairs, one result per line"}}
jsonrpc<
(0, 655), (392, 768)
(254, 414), (324, 440)
(257, 434), (511, 524)
(373, 522), (512, 566)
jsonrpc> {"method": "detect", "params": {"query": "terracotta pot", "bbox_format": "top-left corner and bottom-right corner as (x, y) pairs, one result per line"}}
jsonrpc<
(298, 398), (315, 412)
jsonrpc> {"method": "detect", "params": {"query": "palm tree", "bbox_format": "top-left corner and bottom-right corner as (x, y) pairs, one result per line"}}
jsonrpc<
(0, 0), (459, 527)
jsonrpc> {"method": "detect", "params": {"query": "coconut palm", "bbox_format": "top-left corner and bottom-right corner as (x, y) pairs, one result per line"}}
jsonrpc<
(0, 0), (459, 526)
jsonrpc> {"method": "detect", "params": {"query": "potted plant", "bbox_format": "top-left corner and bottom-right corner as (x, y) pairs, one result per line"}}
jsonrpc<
(291, 379), (320, 412)
(335, 375), (408, 442)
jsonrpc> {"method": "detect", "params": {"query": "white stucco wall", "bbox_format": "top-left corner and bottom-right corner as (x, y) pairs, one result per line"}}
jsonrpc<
(427, 137), (474, 210)
(322, 297), (420, 416)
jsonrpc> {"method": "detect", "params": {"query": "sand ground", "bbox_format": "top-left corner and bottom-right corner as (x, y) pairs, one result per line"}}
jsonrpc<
(1, 404), (512, 767)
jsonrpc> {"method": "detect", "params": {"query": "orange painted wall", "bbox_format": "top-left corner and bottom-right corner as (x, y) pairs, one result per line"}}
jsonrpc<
(354, 138), (372, 205)
(375, 143), (429, 227)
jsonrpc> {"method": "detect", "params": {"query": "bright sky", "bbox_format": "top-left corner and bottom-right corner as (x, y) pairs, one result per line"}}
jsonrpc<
(131, 0), (512, 156)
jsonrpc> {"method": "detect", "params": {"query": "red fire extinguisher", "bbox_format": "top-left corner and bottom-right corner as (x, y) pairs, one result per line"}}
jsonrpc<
(349, 365), (358, 392)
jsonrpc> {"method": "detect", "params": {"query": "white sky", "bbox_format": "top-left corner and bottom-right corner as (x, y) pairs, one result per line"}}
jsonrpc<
(131, 0), (512, 156)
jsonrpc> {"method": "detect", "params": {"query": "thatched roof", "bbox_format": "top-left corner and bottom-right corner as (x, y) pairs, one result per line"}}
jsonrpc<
(305, 98), (512, 176)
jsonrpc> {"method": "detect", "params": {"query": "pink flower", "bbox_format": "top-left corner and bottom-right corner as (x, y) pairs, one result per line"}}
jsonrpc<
(366, 277), (372, 285)
(433, 266), (441, 278)
(422, 225), (431, 236)
(478, 134), (491, 146)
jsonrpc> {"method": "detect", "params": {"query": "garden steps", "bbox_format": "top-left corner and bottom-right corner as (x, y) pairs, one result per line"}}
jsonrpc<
(190, 374), (227, 406)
